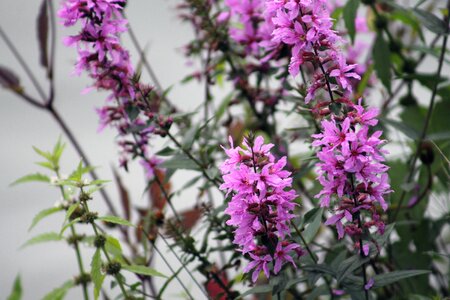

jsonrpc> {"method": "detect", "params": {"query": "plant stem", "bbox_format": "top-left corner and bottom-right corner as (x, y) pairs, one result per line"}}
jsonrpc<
(80, 193), (129, 299)
(55, 171), (89, 300)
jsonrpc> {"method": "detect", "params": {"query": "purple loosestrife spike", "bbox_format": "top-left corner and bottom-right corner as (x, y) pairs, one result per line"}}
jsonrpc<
(220, 135), (302, 282)
(261, 0), (392, 252)
(59, 0), (164, 178)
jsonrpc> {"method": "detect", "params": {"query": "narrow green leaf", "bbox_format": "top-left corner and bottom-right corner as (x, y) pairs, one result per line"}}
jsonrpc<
(91, 248), (104, 300)
(7, 274), (22, 300)
(303, 208), (323, 243)
(32, 146), (52, 161)
(413, 9), (448, 35)
(236, 284), (272, 299)
(105, 236), (123, 258)
(336, 255), (370, 283)
(373, 33), (392, 92)
(52, 138), (66, 166)
(10, 173), (50, 186)
(29, 206), (62, 231)
(35, 161), (54, 171)
(42, 280), (74, 300)
(373, 270), (430, 288)
(98, 215), (134, 227)
(122, 265), (167, 278)
(21, 232), (62, 248)
(60, 218), (80, 236)
(160, 154), (199, 171)
(343, 0), (359, 44)
(64, 203), (79, 224)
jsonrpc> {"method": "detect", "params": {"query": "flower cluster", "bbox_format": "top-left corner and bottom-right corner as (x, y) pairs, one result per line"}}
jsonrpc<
(265, 0), (360, 102)
(220, 136), (303, 282)
(59, 0), (170, 176)
(313, 100), (391, 241)
(222, 0), (275, 57)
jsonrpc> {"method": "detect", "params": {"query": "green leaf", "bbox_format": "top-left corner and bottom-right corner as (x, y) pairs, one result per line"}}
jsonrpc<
(373, 33), (392, 92)
(32, 146), (52, 162)
(336, 255), (370, 283)
(29, 206), (62, 231)
(105, 236), (123, 258)
(35, 161), (54, 171)
(160, 154), (199, 171)
(64, 203), (79, 224)
(236, 284), (272, 299)
(343, 0), (359, 44)
(52, 138), (66, 169)
(91, 248), (105, 300)
(21, 232), (62, 248)
(10, 173), (50, 186)
(303, 208), (323, 243)
(373, 270), (430, 288)
(7, 274), (22, 300)
(59, 218), (80, 236)
(155, 146), (178, 156)
(98, 215), (134, 227)
(122, 265), (167, 278)
(413, 9), (448, 35)
(42, 280), (74, 300)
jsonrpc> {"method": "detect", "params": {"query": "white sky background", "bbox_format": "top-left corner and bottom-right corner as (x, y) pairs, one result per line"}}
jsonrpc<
(1, 0), (449, 299)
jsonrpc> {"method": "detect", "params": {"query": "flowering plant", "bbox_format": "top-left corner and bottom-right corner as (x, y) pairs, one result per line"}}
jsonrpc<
(1, 0), (449, 299)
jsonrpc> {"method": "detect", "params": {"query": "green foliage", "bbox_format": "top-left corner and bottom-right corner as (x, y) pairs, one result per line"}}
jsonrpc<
(373, 32), (392, 92)
(413, 9), (449, 35)
(7, 275), (22, 300)
(21, 232), (62, 248)
(91, 249), (105, 300)
(42, 280), (74, 300)
(10, 173), (50, 186)
(372, 270), (430, 288)
(343, 0), (359, 44)
(28, 207), (62, 231)
(121, 264), (167, 278)
(98, 215), (134, 227)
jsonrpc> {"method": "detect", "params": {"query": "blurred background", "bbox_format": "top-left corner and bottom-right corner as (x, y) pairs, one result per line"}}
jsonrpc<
(0, 0), (210, 298)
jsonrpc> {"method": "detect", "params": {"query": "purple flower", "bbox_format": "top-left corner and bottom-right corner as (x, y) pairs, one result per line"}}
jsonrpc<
(220, 135), (302, 282)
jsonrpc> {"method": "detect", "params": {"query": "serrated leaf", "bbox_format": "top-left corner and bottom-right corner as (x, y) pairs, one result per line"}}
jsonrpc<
(91, 248), (104, 300)
(98, 215), (134, 227)
(413, 9), (448, 35)
(10, 173), (50, 186)
(7, 274), (22, 300)
(42, 280), (74, 300)
(21, 232), (62, 248)
(37, 0), (49, 68)
(29, 206), (62, 231)
(373, 33), (392, 92)
(343, 0), (359, 44)
(122, 264), (167, 278)
(373, 270), (430, 288)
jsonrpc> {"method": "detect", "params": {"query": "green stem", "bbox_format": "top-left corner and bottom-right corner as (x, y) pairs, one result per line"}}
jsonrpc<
(55, 171), (89, 300)
(80, 192), (129, 299)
